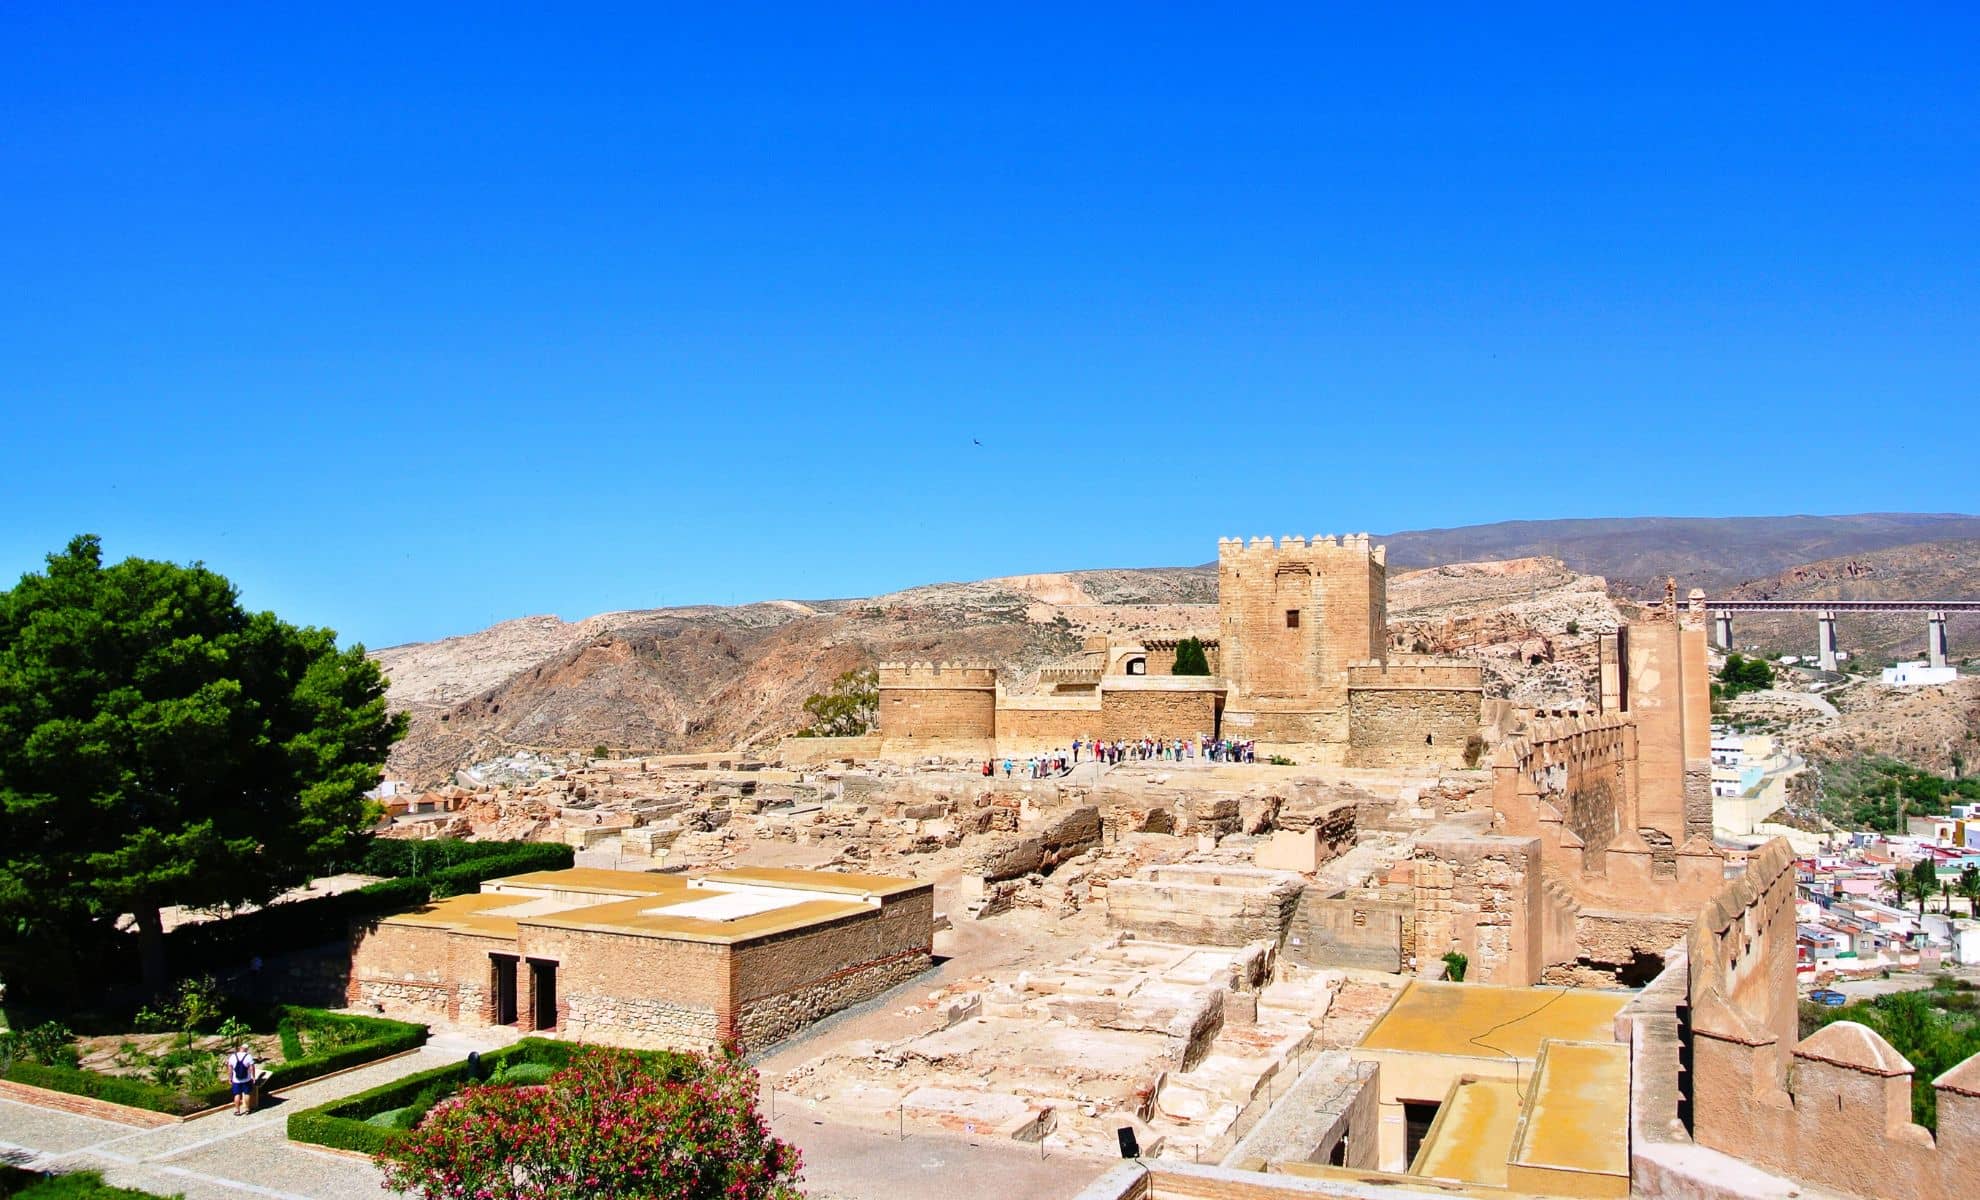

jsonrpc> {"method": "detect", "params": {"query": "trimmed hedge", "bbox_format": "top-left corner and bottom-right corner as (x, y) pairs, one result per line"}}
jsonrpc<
(357, 838), (571, 880)
(425, 845), (574, 897)
(286, 1038), (695, 1156)
(0, 1167), (177, 1200)
(0, 1008), (426, 1117)
(157, 841), (568, 970)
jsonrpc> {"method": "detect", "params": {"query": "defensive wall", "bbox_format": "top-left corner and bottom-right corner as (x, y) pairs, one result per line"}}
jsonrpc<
(872, 536), (1483, 765)
(1681, 839), (1980, 1200)
(1343, 657), (1484, 769)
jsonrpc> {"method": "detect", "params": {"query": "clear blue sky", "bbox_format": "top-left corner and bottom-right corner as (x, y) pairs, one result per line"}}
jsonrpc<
(3, 7), (1976, 648)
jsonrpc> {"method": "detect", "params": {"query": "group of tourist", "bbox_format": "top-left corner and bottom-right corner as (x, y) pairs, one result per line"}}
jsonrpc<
(984, 734), (1260, 778)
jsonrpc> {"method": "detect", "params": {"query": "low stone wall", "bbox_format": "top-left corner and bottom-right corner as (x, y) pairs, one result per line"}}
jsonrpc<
(1106, 865), (1304, 947)
(1284, 891), (1405, 972)
(562, 993), (722, 1050)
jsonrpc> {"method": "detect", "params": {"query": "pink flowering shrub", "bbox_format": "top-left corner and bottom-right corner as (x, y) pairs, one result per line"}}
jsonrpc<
(379, 1047), (802, 1200)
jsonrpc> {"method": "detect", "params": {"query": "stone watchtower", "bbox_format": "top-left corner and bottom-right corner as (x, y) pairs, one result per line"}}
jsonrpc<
(1216, 535), (1388, 747)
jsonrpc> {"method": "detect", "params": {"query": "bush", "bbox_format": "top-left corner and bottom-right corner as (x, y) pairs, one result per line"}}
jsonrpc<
(286, 1038), (695, 1156)
(0, 1167), (179, 1199)
(1, 1008), (425, 1117)
(423, 845), (574, 898)
(380, 1047), (797, 1200)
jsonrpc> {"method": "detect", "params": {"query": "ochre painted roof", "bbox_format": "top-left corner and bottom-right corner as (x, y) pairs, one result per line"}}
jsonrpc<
(702, 866), (927, 898)
(487, 867), (689, 895)
(1509, 1040), (1630, 1181)
(381, 865), (923, 945)
(520, 891), (873, 943)
(383, 893), (525, 939)
(1412, 1076), (1519, 1187)
(1357, 980), (1630, 1061)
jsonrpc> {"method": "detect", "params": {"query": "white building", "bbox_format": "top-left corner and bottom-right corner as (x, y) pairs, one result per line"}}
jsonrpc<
(1883, 661), (1958, 687)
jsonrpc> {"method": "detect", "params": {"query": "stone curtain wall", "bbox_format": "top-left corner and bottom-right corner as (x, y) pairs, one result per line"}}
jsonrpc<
(877, 662), (998, 743)
(1684, 839), (1980, 1200)
(1217, 535), (1386, 745)
(350, 921), (512, 1023)
(1099, 685), (1221, 741)
(1620, 617), (1714, 843)
(1344, 657), (1483, 768)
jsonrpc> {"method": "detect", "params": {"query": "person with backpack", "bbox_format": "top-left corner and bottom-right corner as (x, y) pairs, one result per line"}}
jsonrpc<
(227, 1042), (257, 1116)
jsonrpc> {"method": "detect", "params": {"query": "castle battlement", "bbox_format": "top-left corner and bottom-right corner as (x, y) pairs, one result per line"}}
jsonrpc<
(1217, 533), (1386, 565)
(875, 661), (999, 689)
(1346, 657), (1484, 691)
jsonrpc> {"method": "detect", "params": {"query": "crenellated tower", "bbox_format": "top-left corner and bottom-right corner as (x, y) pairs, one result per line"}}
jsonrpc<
(1216, 534), (1388, 746)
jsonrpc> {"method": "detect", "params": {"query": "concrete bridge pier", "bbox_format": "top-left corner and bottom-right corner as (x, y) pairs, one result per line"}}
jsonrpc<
(1713, 612), (1734, 650)
(1928, 611), (1948, 669)
(1817, 610), (1839, 672)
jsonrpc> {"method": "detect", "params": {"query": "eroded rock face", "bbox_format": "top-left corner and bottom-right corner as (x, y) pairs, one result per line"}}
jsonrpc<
(966, 806), (1102, 881)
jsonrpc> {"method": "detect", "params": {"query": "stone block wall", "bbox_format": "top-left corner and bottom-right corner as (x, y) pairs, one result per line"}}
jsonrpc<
(877, 662), (998, 743)
(1345, 657), (1483, 768)
(1105, 864), (1304, 947)
(1284, 890), (1406, 971)
(1410, 832), (1542, 984)
(1098, 683), (1222, 741)
(730, 887), (935, 1050)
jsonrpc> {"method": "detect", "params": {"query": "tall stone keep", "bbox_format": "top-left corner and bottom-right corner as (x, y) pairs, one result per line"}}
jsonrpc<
(1216, 535), (1387, 745)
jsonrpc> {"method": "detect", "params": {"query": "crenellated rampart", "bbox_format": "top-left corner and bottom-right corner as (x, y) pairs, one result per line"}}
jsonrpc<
(1683, 838), (1980, 1200)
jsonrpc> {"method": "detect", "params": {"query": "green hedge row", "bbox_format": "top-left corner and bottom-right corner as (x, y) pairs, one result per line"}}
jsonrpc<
(0, 1008), (426, 1117)
(0, 1166), (177, 1200)
(424, 844), (574, 897)
(157, 841), (570, 970)
(285, 1038), (695, 1156)
(357, 838), (572, 879)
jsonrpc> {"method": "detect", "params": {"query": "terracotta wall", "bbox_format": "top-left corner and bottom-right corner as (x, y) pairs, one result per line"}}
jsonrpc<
(1687, 840), (1980, 1200)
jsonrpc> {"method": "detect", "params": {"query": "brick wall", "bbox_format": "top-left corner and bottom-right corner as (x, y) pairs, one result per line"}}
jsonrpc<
(728, 887), (934, 1050)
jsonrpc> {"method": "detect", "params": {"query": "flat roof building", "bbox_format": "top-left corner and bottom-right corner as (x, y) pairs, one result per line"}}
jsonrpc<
(350, 865), (932, 1052)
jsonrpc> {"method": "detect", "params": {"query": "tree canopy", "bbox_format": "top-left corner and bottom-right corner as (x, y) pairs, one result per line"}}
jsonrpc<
(795, 666), (877, 737)
(1712, 653), (1773, 701)
(1171, 637), (1211, 676)
(0, 535), (404, 988)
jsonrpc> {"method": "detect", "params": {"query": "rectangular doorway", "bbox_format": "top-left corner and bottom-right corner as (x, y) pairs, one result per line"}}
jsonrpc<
(1402, 1100), (1441, 1167)
(491, 954), (519, 1025)
(529, 959), (558, 1031)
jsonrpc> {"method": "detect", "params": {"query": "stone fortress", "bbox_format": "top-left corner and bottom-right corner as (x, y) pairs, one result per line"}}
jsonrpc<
(877, 535), (1488, 768)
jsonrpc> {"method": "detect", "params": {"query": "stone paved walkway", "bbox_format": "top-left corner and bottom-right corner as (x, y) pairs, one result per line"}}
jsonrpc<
(0, 1032), (501, 1200)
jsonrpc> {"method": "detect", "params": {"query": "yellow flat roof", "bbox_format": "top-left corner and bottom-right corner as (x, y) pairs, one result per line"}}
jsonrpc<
(521, 891), (873, 943)
(1357, 981), (1630, 1061)
(385, 893), (524, 939)
(489, 867), (689, 895)
(1412, 1076), (1520, 1187)
(381, 866), (924, 944)
(702, 866), (927, 898)
(1509, 1040), (1630, 1180)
